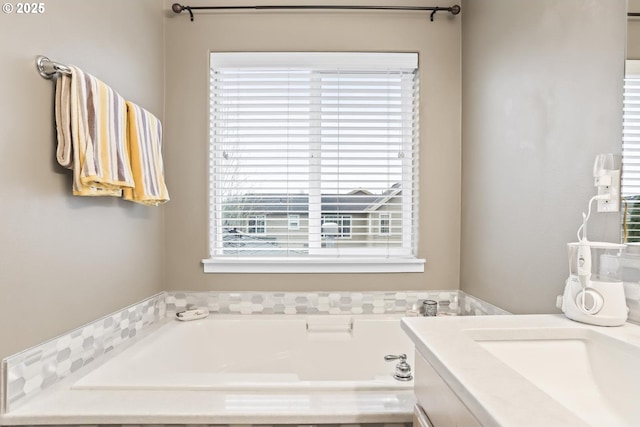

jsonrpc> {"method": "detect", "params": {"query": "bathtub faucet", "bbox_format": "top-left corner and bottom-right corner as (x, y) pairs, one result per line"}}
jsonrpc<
(384, 353), (413, 381)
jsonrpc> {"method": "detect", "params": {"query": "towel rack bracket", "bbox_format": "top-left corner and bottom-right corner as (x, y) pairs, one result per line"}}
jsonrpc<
(36, 56), (55, 79)
(36, 55), (71, 79)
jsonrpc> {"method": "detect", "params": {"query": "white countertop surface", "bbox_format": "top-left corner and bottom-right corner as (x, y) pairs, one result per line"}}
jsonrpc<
(401, 314), (640, 427)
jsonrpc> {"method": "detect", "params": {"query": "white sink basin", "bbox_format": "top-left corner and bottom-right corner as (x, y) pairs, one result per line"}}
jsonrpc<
(466, 328), (640, 427)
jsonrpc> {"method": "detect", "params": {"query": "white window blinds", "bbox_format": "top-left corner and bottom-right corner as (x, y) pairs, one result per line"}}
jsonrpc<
(623, 61), (640, 242)
(208, 52), (420, 266)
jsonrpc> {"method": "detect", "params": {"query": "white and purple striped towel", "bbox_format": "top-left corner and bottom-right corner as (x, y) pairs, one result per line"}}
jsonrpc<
(123, 101), (169, 205)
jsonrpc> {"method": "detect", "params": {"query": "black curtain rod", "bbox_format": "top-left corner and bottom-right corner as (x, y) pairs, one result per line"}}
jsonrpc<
(630, 12), (640, 17)
(171, 3), (461, 22)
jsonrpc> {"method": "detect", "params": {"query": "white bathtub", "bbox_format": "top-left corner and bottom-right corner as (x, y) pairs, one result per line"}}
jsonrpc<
(73, 314), (415, 392)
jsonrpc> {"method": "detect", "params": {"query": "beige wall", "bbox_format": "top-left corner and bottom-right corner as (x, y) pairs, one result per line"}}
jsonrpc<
(0, 0), (165, 359)
(460, 0), (626, 313)
(164, 0), (462, 291)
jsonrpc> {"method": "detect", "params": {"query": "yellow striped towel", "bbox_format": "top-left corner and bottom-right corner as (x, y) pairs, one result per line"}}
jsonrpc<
(123, 101), (170, 206)
(55, 74), (72, 169)
(55, 65), (135, 196)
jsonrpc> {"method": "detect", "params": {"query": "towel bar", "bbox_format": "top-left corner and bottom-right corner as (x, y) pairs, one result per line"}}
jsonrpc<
(36, 56), (71, 79)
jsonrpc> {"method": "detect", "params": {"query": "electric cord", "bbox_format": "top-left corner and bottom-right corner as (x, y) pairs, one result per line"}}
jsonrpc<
(575, 194), (610, 314)
(576, 194), (611, 242)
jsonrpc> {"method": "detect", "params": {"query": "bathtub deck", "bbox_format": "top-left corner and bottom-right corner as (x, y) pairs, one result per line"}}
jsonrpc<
(1, 386), (415, 425)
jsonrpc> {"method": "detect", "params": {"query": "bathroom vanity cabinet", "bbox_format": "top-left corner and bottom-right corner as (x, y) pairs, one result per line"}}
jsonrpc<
(412, 351), (481, 427)
(412, 403), (433, 427)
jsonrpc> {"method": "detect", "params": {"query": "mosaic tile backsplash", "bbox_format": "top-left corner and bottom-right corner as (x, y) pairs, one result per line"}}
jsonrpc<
(164, 290), (487, 316)
(2, 290), (507, 414)
(2, 293), (166, 413)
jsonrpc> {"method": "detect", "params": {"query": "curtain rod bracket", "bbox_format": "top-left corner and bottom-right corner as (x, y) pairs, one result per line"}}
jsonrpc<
(171, 3), (461, 22)
(172, 3), (193, 21)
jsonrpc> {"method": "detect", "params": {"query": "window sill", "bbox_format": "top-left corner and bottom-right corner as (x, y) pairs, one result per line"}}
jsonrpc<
(202, 257), (426, 273)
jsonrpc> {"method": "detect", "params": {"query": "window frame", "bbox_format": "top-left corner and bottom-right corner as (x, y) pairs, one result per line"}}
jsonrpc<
(203, 52), (425, 273)
(622, 60), (640, 243)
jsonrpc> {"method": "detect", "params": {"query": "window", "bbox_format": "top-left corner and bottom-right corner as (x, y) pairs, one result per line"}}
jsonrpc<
(379, 213), (391, 235)
(321, 214), (352, 239)
(248, 215), (266, 234)
(206, 52), (423, 273)
(288, 214), (300, 231)
(623, 61), (640, 242)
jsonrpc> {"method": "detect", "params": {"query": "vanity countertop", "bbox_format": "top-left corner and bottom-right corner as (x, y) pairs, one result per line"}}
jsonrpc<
(401, 314), (640, 427)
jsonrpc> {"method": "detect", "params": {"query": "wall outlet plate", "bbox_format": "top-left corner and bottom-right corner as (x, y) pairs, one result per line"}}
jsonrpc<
(597, 170), (620, 213)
